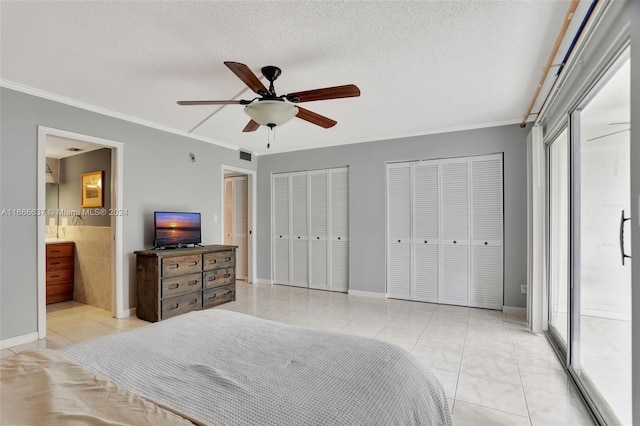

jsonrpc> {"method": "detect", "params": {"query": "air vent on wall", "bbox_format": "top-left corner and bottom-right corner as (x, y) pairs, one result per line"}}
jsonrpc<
(239, 151), (252, 161)
(67, 147), (84, 152)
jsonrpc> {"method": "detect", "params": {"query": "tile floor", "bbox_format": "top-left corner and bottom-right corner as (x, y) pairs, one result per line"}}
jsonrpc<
(2, 281), (595, 426)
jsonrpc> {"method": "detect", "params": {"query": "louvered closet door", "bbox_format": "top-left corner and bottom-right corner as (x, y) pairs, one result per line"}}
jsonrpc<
(309, 170), (329, 290)
(273, 174), (290, 284)
(329, 168), (349, 292)
(386, 163), (412, 299)
(470, 154), (503, 309)
(234, 176), (248, 280)
(439, 158), (470, 306)
(412, 161), (439, 303)
(290, 172), (309, 287)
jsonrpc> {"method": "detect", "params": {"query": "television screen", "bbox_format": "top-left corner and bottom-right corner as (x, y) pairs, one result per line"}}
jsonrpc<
(154, 212), (201, 247)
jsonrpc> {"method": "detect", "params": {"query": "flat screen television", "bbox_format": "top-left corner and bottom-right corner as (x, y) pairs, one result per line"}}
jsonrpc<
(154, 211), (201, 248)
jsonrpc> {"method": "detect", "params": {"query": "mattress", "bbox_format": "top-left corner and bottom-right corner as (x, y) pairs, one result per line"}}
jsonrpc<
(61, 309), (452, 425)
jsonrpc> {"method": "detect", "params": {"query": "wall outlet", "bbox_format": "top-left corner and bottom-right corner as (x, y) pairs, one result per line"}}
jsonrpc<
(520, 284), (527, 294)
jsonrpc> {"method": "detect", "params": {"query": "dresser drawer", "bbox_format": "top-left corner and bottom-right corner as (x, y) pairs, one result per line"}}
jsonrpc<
(46, 257), (73, 272)
(203, 284), (235, 308)
(46, 282), (74, 303)
(161, 254), (202, 278)
(46, 243), (74, 258)
(203, 251), (235, 271)
(203, 267), (235, 289)
(162, 273), (202, 299)
(46, 269), (73, 285)
(161, 291), (202, 319)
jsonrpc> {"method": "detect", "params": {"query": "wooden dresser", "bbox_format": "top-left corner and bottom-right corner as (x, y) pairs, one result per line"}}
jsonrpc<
(46, 242), (75, 304)
(135, 245), (236, 322)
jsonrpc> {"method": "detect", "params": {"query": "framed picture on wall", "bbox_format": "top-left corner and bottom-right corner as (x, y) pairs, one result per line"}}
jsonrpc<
(81, 170), (104, 208)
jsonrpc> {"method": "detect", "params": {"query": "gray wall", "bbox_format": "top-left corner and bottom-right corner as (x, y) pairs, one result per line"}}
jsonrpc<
(59, 148), (112, 227)
(257, 124), (529, 308)
(0, 87), (256, 341)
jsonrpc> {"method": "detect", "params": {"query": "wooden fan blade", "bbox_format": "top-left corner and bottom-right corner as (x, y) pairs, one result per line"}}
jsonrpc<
(296, 107), (337, 128)
(286, 84), (360, 103)
(177, 100), (242, 105)
(224, 61), (269, 95)
(242, 119), (260, 132)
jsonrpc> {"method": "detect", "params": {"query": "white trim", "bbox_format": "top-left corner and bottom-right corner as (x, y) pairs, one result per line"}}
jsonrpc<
(220, 164), (257, 284)
(254, 278), (273, 285)
(348, 289), (387, 299)
(128, 307), (136, 318)
(38, 126), (127, 334)
(503, 306), (526, 315)
(2, 79), (245, 154)
(0, 332), (39, 350)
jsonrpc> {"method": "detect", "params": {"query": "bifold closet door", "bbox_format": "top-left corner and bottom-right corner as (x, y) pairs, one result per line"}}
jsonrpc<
(439, 158), (470, 306)
(273, 174), (290, 285)
(386, 163), (412, 300)
(290, 172), (309, 287)
(412, 161), (439, 303)
(470, 154), (503, 309)
(329, 168), (349, 292)
(224, 178), (233, 246)
(309, 170), (329, 290)
(234, 176), (248, 280)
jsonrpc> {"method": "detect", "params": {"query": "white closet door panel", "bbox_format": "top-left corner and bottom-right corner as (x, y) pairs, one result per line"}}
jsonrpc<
(330, 240), (348, 292)
(330, 168), (349, 239)
(234, 177), (248, 280)
(440, 159), (469, 241)
(309, 171), (328, 238)
(439, 244), (469, 305)
(309, 239), (328, 290)
(273, 237), (289, 284)
(413, 243), (438, 303)
(291, 239), (308, 287)
(413, 161), (439, 241)
(224, 178), (233, 245)
(291, 172), (308, 237)
(471, 245), (503, 309)
(387, 164), (412, 240)
(273, 174), (290, 237)
(471, 155), (503, 242)
(387, 242), (411, 299)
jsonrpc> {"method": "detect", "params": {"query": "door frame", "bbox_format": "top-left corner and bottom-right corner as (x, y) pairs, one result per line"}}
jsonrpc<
(37, 126), (126, 339)
(220, 164), (256, 284)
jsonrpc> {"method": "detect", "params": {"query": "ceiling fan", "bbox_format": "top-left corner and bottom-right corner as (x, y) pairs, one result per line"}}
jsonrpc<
(177, 61), (360, 133)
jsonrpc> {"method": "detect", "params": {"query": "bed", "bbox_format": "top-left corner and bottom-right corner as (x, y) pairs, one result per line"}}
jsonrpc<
(1, 309), (453, 425)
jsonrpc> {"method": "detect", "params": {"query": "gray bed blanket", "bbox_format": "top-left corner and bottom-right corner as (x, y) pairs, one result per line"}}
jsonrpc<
(62, 309), (453, 426)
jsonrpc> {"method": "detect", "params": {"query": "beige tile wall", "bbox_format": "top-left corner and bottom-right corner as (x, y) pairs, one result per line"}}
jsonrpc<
(63, 226), (112, 311)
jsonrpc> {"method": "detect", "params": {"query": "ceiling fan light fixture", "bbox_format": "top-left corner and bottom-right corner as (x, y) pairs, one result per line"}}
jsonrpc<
(244, 100), (298, 127)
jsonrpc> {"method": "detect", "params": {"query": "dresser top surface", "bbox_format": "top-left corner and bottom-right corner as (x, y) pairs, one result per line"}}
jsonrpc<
(135, 244), (236, 257)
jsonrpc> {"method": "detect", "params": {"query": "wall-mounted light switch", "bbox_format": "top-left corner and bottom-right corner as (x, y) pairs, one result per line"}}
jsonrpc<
(213, 214), (218, 223)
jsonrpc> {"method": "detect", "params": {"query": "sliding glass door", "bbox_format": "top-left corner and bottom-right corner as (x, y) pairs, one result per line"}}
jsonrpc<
(547, 53), (630, 425)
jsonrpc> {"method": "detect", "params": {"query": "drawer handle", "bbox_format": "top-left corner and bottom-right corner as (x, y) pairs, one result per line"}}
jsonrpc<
(187, 280), (199, 286)
(397, 240), (401, 243)
(51, 250), (61, 253)
(169, 283), (179, 290)
(51, 262), (61, 265)
(453, 241), (457, 244)
(188, 299), (198, 305)
(298, 236), (301, 239)
(187, 261), (198, 267)
(484, 242), (488, 245)
(424, 240), (428, 244)
(224, 289), (232, 295)
(224, 257), (231, 262)
(50, 274), (61, 278)
(168, 264), (179, 270)
(317, 237), (320, 240)
(223, 273), (231, 279)
(208, 294), (217, 300)
(210, 259), (217, 264)
(338, 237), (341, 240)
(208, 275), (217, 281)
(167, 304), (179, 310)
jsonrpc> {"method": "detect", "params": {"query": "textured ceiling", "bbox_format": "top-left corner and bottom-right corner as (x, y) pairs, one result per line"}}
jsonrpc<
(1, 1), (591, 155)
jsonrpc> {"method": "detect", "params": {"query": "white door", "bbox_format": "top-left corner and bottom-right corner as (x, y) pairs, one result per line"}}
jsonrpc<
(272, 174), (290, 285)
(224, 178), (233, 245)
(470, 154), (503, 309)
(439, 158), (470, 306)
(234, 176), (248, 280)
(329, 168), (349, 292)
(309, 170), (329, 290)
(290, 172), (309, 287)
(412, 160), (439, 303)
(386, 163), (412, 299)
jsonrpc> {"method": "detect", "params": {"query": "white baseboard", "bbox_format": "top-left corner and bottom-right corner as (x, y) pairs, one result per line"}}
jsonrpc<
(129, 307), (136, 317)
(253, 278), (272, 285)
(1, 331), (39, 350)
(348, 289), (387, 299)
(503, 306), (526, 315)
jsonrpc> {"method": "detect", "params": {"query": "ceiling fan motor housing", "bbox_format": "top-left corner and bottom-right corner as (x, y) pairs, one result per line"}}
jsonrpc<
(261, 66), (281, 82)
